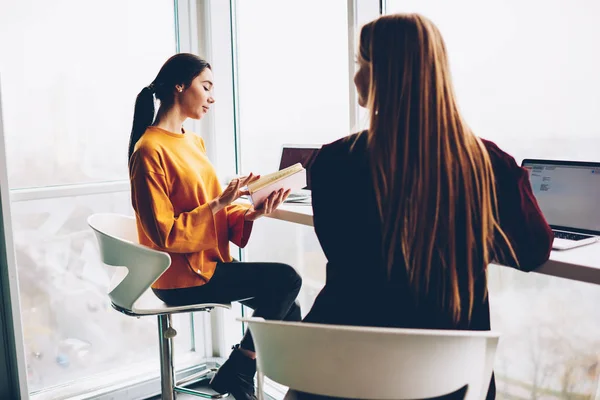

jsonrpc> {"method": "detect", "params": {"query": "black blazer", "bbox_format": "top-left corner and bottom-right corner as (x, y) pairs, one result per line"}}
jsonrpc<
(303, 132), (553, 399)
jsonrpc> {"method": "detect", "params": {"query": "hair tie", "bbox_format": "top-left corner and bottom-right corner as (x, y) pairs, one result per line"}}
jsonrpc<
(146, 83), (155, 93)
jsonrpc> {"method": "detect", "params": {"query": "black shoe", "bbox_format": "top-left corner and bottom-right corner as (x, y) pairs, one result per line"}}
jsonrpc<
(210, 345), (257, 399)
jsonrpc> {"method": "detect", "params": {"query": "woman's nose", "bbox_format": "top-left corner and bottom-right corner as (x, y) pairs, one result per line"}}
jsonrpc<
(208, 96), (215, 104)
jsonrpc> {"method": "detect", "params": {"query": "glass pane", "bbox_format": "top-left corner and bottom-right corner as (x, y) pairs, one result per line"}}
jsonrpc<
(244, 219), (326, 316)
(0, 0), (176, 189)
(235, 0), (349, 314)
(488, 266), (600, 399)
(385, 0), (600, 163)
(12, 192), (193, 393)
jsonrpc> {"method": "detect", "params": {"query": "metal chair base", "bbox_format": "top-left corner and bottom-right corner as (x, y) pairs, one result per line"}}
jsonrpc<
(159, 314), (229, 399)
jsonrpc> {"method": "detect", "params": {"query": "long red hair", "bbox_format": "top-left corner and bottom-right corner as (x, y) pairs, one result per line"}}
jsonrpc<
(359, 14), (515, 323)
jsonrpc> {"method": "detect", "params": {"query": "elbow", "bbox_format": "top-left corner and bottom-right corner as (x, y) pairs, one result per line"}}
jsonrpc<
(517, 230), (553, 272)
(148, 229), (180, 252)
(149, 233), (171, 251)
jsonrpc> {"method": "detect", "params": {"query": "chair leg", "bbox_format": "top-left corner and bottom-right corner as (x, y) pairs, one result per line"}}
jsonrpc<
(158, 314), (176, 400)
(159, 313), (229, 399)
(257, 369), (265, 400)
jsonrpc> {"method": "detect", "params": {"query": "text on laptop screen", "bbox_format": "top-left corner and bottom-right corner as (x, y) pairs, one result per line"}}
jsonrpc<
(279, 147), (319, 190)
(523, 162), (600, 233)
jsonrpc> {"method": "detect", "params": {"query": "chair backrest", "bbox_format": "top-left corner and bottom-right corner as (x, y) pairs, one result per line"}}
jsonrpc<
(241, 318), (499, 400)
(87, 213), (171, 312)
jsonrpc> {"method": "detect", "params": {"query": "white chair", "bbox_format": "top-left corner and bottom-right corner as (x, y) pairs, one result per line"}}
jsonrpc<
(241, 317), (500, 400)
(88, 213), (231, 400)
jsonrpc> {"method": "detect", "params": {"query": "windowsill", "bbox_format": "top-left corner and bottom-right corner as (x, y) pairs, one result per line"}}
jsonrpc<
(29, 352), (211, 400)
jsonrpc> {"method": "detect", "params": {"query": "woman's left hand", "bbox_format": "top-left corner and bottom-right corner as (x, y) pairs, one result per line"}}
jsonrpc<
(244, 189), (291, 221)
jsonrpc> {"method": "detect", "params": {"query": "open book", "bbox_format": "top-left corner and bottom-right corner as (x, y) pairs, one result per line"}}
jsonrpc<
(247, 163), (307, 207)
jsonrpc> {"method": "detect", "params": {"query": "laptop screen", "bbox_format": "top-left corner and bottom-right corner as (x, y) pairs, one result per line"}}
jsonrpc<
(522, 160), (600, 234)
(279, 146), (320, 190)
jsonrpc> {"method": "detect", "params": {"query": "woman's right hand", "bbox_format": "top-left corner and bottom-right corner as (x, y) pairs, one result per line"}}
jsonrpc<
(209, 173), (260, 214)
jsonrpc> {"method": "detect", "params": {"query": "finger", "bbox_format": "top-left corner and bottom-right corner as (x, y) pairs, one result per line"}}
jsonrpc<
(227, 179), (241, 201)
(245, 173), (260, 184)
(267, 198), (273, 214)
(271, 190), (283, 208)
(228, 178), (240, 190)
(270, 192), (279, 213)
(283, 189), (291, 201)
(240, 173), (254, 186)
(267, 192), (277, 209)
(249, 174), (261, 182)
(239, 189), (250, 196)
(262, 197), (270, 214)
(233, 179), (242, 194)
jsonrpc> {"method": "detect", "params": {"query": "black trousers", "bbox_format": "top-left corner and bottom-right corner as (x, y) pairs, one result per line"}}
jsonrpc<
(153, 261), (302, 352)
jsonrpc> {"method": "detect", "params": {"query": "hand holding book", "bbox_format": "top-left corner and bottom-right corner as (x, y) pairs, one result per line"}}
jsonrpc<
(209, 173), (260, 214)
(212, 163), (305, 218)
(246, 163), (306, 207)
(244, 188), (291, 221)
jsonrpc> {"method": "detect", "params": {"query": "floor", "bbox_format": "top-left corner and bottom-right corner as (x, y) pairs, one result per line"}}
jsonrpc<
(147, 379), (275, 400)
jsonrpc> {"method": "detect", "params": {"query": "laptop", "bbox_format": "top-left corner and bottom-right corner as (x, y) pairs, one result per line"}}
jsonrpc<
(278, 144), (321, 202)
(522, 159), (600, 250)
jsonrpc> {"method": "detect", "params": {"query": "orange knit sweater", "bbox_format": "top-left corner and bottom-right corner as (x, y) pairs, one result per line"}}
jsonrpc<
(129, 126), (252, 289)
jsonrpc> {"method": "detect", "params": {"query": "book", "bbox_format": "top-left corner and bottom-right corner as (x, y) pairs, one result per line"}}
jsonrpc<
(247, 163), (307, 207)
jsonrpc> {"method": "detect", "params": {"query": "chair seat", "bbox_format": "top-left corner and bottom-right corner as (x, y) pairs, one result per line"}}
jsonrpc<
(111, 289), (232, 316)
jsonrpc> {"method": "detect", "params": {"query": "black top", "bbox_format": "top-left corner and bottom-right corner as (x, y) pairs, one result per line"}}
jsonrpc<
(303, 132), (553, 399)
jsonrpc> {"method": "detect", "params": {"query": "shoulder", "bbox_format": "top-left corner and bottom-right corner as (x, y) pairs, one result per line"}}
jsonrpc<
(480, 138), (514, 162)
(479, 138), (524, 177)
(321, 131), (367, 156)
(134, 130), (162, 159)
(130, 130), (166, 174)
(313, 131), (367, 170)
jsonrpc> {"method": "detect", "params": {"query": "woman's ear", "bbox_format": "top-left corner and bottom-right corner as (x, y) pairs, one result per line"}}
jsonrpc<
(175, 84), (184, 93)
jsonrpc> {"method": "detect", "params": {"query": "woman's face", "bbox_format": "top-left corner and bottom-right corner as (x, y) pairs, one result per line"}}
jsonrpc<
(353, 56), (370, 108)
(177, 68), (215, 120)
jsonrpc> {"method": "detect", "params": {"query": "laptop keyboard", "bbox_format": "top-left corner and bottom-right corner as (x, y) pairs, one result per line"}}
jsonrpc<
(553, 230), (592, 241)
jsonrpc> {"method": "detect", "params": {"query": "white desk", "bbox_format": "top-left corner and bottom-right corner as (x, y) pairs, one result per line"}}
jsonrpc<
(262, 202), (600, 286)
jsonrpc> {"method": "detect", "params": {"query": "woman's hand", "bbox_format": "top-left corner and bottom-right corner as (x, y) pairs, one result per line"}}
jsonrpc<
(244, 189), (291, 221)
(209, 173), (260, 214)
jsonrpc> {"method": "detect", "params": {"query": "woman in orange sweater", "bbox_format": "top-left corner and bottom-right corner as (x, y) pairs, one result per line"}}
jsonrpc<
(128, 53), (301, 400)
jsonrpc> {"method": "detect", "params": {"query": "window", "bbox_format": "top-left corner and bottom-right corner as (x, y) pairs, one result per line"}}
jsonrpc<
(233, 0), (352, 314)
(0, 0), (202, 396)
(385, 0), (600, 164)
(0, 0), (175, 189)
(385, 1), (600, 398)
(11, 192), (184, 392)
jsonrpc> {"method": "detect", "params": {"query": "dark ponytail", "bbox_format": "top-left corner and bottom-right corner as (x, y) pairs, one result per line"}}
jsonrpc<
(128, 85), (156, 161)
(128, 53), (211, 163)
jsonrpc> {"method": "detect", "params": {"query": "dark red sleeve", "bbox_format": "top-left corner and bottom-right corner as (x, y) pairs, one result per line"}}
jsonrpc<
(483, 140), (554, 271)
